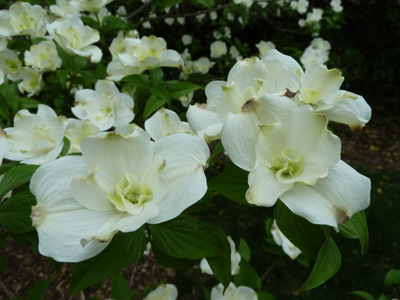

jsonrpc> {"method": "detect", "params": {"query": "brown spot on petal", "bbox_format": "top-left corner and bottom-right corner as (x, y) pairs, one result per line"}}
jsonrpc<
(284, 88), (297, 98)
(241, 98), (255, 112)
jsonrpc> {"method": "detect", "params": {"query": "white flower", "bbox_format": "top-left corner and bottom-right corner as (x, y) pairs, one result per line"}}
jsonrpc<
(17, 67), (44, 97)
(73, 0), (114, 13)
(65, 118), (101, 153)
(47, 15), (102, 63)
(179, 92), (193, 107)
(300, 38), (331, 68)
(144, 284), (178, 300)
(200, 236), (241, 275)
(142, 21), (151, 28)
(177, 17), (185, 25)
(30, 126), (209, 262)
(165, 17), (174, 25)
(211, 283), (257, 300)
(196, 13), (206, 22)
(192, 57), (215, 74)
(245, 106), (370, 228)
(330, 0), (343, 12)
(72, 79), (134, 131)
(210, 41), (227, 58)
(227, 12), (234, 21)
(116, 5), (127, 16)
(144, 108), (195, 140)
(50, 0), (81, 17)
(117, 35), (183, 71)
(224, 27), (232, 39)
(229, 46), (241, 60)
(181, 34), (192, 46)
(4, 105), (67, 165)
(0, 129), (13, 166)
(255, 40), (275, 57)
(6, 1), (47, 38)
(209, 11), (218, 21)
(270, 220), (301, 259)
(24, 40), (62, 72)
(233, 0), (254, 8)
(0, 49), (22, 81)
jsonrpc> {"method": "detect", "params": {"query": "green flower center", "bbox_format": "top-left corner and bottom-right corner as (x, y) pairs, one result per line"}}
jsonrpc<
(271, 148), (304, 181)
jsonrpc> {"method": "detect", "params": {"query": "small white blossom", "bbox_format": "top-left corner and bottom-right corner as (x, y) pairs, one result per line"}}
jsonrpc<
(330, 0), (343, 12)
(210, 41), (227, 58)
(255, 40), (276, 56)
(164, 17), (174, 25)
(144, 284), (178, 300)
(211, 283), (257, 300)
(271, 220), (301, 259)
(17, 67), (44, 97)
(209, 11), (218, 21)
(24, 40), (62, 72)
(65, 118), (102, 153)
(181, 34), (192, 46)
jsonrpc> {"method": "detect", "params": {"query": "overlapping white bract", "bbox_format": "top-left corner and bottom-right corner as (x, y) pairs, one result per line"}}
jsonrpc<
(271, 220), (302, 259)
(2, 105), (67, 165)
(72, 79), (134, 131)
(144, 284), (178, 300)
(211, 282), (257, 300)
(30, 126), (210, 262)
(187, 49), (371, 228)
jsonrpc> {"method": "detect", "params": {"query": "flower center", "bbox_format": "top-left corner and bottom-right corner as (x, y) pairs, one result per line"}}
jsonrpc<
(271, 148), (304, 181)
(107, 173), (153, 214)
(300, 87), (322, 105)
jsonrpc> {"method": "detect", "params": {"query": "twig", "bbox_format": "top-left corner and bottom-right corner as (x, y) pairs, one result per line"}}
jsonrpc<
(0, 280), (17, 299)
(260, 256), (282, 281)
(127, 0), (155, 20)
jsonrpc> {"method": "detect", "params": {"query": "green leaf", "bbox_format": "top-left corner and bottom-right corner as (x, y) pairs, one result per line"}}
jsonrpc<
(73, 56), (88, 71)
(111, 273), (137, 300)
(122, 74), (151, 89)
(168, 81), (201, 99)
(233, 259), (261, 290)
(69, 227), (146, 294)
(273, 200), (327, 258)
(207, 249), (231, 289)
(143, 95), (165, 120)
(102, 16), (128, 31)
(338, 210), (369, 253)
(81, 16), (101, 30)
(18, 98), (40, 109)
(384, 269), (400, 286)
(0, 165), (39, 200)
(7, 39), (31, 53)
(377, 295), (390, 300)
(207, 142), (224, 166)
(189, 0), (212, 8)
(151, 241), (199, 270)
(160, 0), (184, 11)
(25, 278), (54, 300)
(258, 290), (276, 300)
(151, 68), (164, 84)
(350, 291), (376, 300)
(297, 237), (341, 292)
(0, 192), (36, 233)
(59, 137), (71, 157)
(56, 70), (68, 88)
(208, 161), (250, 206)
(150, 84), (171, 104)
(238, 238), (251, 262)
(149, 214), (228, 259)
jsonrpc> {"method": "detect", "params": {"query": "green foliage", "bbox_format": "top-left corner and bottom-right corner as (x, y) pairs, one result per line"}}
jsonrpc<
(111, 273), (137, 300)
(0, 165), (39, 200)
(25, 278), (54, 300)
(338, 210), (369, 254)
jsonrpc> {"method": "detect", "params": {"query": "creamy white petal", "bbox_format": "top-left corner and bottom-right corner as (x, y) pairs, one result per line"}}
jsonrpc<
(281, 160), (371, 228)
(186, 103), (222, 135)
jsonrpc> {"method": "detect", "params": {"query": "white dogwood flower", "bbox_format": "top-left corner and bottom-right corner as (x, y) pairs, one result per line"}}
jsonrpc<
(30, 126), (209, 262)
(200, 236), (241, 275)
(270, 220), (301, 259)
(3, 105), (67, 165)
(65, 118), (101, 153)
(24, 40), (62, 72)
(246, 106), (370, 228)
(0, 129), (12, 166)
(144, 284), (178, 300)
(211, 283), (257, 300)
(210, 41), (227, 58)
(144, 108), (194, 141)
(47, 15), (102, 63)
(73, 0), (114, 13)
(17, 67), (44, 96)
(72, 79), (134, 131)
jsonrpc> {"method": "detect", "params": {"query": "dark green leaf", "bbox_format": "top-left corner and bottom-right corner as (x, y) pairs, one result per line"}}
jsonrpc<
(111, 273), (137, 300)
(0, 165), (39, 200)
(25, 278), (54, 300)
(207, 142), (224, 166)
(151, 68), (164, 84)
(350, 291), (376, 300)
(297, 237), (341, 292)
(18, 98), (40, 109)
(122, 74), (150, 89)
(151, 241), (198, 270)
(377, 295), (390, 300)
(208, 161), (250, 206)
(150, 84), (171, 104)
(189, 0), (212, 8)
(274, 200), (327, 258)
(69, 227), (146, 294)
(338, 210), (369, 254)
(59, 137), (71, 157)
(56, 70), (69, 88)
(7, 39), (31, 53)
(0, 192), (36, 233)
(81, 16), (101, 30)
(258, 290), (276, 300)
(238, 238), (251, 262)
(102, 16), (128, 31)
(143, 95), (165, 120)
(168, 81), (201, 99)
(207, 250), (231, 289)
(233, 259), (261, 290)
(149, 214), (227, 259)
(384, 269), (400, 286)
(183, 189), (213, 214)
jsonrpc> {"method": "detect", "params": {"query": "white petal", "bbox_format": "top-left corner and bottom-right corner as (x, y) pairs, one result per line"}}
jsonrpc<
(281, 160), (371, 228)
(246, 163), (293, 206)
(186, 103), (222, 136)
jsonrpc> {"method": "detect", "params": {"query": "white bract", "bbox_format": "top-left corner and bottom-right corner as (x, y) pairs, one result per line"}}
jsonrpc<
(210, 41), (227, 58)
(255, 40), (276, 57)
(72, 79), (134, 131)
(65, 118), (101, 153)
(49, 0), (81, 17)
(73, 0), (114, 13)
(6, 1), (47, 38)
(144, 108), (195, 141)
(211, 283), (257, 300)
(17, 67), (44, 96)
(3, 105), (67, 165)
(300, 37), (331, 68)
(245, 106), (370, 228)
(0, 129), (12, 166)
(117, 35), (184, 71)
(270, 220), (301, 259)
(24, 40), (62, 72)
(0, 49), (22, 81)
(47, 15), (102, 63)
(200, 236), (241, 275)
(30, 126), (209, 262)
(144, 284), (178, 300)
